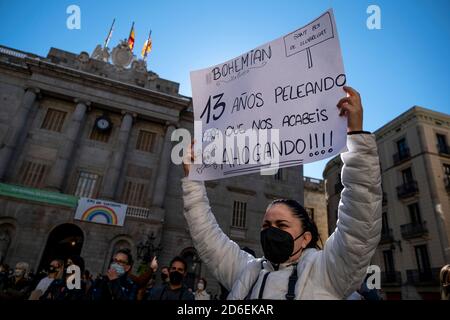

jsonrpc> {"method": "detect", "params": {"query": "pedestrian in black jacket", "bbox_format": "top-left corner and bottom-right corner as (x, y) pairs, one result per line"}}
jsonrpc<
(90, 249), (138, 300)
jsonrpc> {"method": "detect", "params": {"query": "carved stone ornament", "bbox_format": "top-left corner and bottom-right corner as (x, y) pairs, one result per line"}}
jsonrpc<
(91, 44), (110, 62)
(77, 51), (90, 63)
(111, 40), (133, 68)
(131, 59), (147, 73)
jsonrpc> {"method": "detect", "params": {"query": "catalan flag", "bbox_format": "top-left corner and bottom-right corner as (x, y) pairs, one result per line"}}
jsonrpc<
(104, 18), (115, 48)
(141, 30), (152, 59)
(127, 22), (135, 51)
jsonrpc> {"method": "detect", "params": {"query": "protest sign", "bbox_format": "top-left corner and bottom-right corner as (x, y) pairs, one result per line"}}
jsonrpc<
(190, 9), (347, 181)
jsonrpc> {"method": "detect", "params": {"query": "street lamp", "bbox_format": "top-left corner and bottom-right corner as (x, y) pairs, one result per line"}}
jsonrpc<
(136, 232), (162, 264)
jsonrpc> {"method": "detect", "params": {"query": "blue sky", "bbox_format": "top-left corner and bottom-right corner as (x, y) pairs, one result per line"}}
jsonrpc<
(1, 0), (449, 179)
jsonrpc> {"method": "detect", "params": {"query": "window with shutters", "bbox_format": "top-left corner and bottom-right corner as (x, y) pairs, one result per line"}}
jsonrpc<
(232, 201), (247, 228)
(136, 130), (156, 152)
(74, 172), (100, 198)
(121, 180), (146, 207)
(41, 109), (67, 132)
(17, 161), (48, 188)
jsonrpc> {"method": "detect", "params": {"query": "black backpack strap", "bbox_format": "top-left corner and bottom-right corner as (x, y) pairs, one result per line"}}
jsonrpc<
(258, 271), (271, 299)
(244, 260), (264, 300)
(285, 263), (298, 300)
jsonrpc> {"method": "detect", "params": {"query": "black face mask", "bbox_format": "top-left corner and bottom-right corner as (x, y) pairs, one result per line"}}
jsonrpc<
(260, 226), (305, 264)
(48, 266), (58, 274)
(161, 273), (169, 282)
(169, 271), (183, 286)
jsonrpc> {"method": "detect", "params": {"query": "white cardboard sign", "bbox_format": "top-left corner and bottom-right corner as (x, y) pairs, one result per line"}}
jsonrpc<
(190, 9), (347, 181)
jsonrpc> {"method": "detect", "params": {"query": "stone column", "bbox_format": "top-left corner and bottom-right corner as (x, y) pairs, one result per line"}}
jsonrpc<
(151, 123), (176, 208)
(45, 99), (89, 191)
(0, 87), (39, 180)
(100, 112), (134, 200)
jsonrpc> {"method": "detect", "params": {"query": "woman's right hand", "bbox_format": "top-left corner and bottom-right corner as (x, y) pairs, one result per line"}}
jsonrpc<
(183, 140), (195, 177)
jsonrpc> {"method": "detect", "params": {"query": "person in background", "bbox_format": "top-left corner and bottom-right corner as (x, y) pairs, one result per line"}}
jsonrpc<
(40, 255), (86, 300)
(0, 262), (32, 300)
(147, 256), (194, 300)
(83, 270), (93, 296)
(143, 276), (156, 300)
(194, 277), (210, 300)
(90, 249), (138, 300)
(29, 259), (64, 300)
(131, 256), (158, 300)
(440, 264), (450, 300)
(160, 265), (170, 284)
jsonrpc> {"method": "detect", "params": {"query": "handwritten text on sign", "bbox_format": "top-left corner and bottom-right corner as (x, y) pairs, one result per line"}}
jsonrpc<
(189, 9), (347, 181)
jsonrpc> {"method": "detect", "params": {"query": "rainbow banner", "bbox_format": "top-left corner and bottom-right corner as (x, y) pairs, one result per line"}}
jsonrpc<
(74, 198), (127, 226)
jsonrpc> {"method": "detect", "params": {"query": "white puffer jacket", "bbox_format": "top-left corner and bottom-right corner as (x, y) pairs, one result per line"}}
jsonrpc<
(182, 134), (382, 300)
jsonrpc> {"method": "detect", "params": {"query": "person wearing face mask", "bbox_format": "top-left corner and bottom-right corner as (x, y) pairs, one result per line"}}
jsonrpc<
(194, 277), (210, 300)
(40, 255), (86, 300)
(182, 86), (382, 300)
(147, 256), (194, 300)
(89, 249), (138, 300)
(29, 259), (63, 300)
(160, 266), (170, 284)
(0, 262), (32, 300)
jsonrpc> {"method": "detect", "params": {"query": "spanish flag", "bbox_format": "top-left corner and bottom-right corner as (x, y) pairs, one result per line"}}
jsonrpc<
(127, 22), (135, 51)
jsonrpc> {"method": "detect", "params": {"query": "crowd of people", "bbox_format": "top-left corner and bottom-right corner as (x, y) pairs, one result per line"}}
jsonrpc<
(0, 250), (212, 301)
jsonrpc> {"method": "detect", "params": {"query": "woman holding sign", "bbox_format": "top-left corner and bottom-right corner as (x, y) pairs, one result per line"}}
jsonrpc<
(181, 86), (381, 299)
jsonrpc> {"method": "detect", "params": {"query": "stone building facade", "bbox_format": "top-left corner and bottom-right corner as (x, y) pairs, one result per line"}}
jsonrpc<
(0, 44), (310, 297)
(323, 107), (450, 299)
(303, 176), (328, 245)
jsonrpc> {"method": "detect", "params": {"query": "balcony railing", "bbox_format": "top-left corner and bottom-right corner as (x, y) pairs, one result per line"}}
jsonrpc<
(334, 182), (343, 195)
(126, 206), (151, 219)
(406, 268), (440, 286)
(437, 143), (450, 156)
(393, 148), (411, 165)
(382, 192), (388, 206)
(396, 180), (419, 199)
(379, 228), (394, 244)
(381, 271), (402, 286)
(400, 221), (428, 239)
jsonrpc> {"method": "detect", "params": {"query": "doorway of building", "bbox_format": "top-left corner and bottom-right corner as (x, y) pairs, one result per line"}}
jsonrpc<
(38, 223), (84, 272)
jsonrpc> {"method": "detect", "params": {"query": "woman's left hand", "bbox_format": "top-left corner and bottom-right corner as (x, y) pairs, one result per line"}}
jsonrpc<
(337, 86), (363, 132)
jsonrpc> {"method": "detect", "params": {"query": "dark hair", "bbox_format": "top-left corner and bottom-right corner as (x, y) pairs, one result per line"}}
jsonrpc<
(268, 199), (322, 249)
(198, 277), (207, 288)
(115, 248), (133, 266)
(68, 255), (85, 273)
(170, 256), (187, 272)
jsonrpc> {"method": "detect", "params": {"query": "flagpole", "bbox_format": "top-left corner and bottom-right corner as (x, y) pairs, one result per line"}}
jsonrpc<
(129, 21), (135, 38)
(104, 18), (116, 48)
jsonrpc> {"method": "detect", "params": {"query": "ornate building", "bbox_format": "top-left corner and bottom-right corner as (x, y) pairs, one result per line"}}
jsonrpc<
(323, 106), (450, 299)
(0, 44), (308, 296)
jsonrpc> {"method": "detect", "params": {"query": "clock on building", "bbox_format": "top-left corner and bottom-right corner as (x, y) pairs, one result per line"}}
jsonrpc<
(95, 116), (112, 131)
